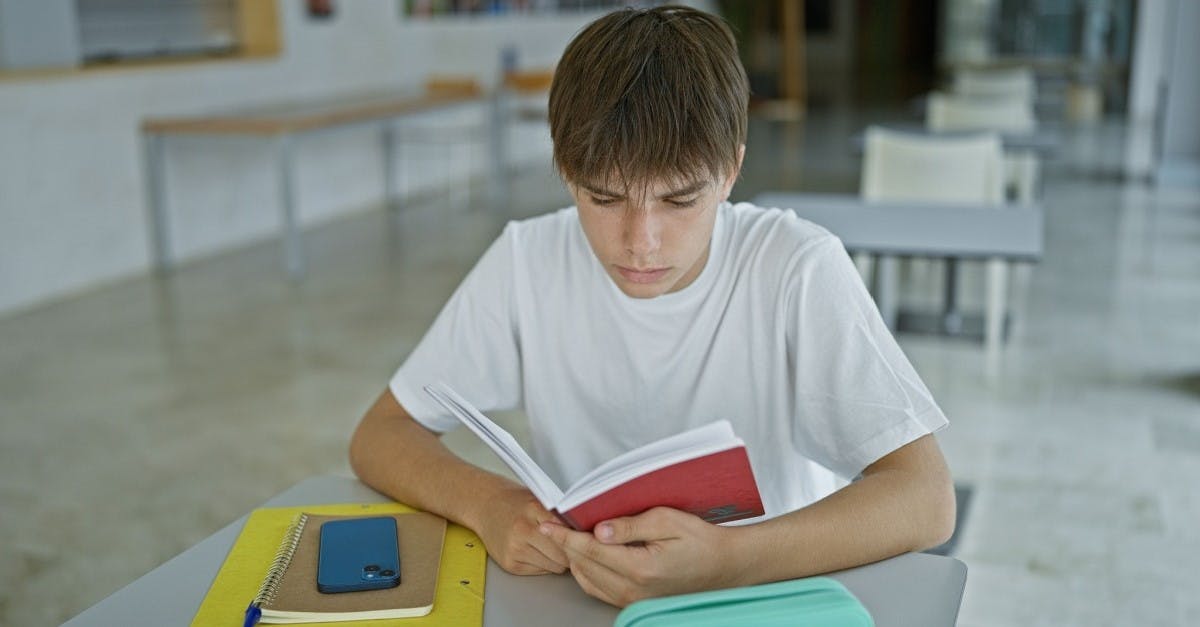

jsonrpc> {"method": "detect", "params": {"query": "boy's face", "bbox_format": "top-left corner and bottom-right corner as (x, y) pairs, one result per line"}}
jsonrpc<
(571, 166), (739, 299)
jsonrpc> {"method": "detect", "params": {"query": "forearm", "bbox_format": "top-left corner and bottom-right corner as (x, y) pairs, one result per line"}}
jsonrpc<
(348, 391), (518, 532)
(725, 436), (955, 585)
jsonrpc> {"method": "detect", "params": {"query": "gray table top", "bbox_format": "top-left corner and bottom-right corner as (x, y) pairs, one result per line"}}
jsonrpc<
(752, 191), (1044, 261)
(65, 475), (967, 626)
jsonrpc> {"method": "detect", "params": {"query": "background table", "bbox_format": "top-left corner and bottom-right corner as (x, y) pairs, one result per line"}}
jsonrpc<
(754, 191), (1043, 349)
(65, 475), (966, 626)
(141, 84), (499, 279)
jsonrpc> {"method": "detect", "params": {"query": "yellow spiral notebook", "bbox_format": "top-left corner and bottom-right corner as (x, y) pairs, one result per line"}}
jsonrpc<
(191, 503), (486, 627)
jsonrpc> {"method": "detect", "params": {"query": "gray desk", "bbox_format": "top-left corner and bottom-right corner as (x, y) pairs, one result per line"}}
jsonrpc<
(753, 191), (1043, 349)
(65, 475), (966, 627)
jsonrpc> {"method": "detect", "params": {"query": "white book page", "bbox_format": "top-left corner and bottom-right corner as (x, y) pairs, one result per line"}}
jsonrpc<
(424, 383), (565, 509)
(558, 421), (740, 509)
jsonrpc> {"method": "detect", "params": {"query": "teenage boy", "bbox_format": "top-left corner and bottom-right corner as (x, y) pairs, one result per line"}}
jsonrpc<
(350, 5), (954, 608)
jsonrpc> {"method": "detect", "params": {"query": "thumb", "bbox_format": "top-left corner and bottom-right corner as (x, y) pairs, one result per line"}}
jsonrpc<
(594, 507), (679, 544)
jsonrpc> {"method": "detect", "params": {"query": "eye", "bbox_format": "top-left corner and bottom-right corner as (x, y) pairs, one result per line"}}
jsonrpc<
(665, 197), (698, 208)
(590, 196), (618, 206)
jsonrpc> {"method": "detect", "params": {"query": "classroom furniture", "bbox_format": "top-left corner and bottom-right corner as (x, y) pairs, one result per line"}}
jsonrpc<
(753, 190), (1043, 353)
(140, 82), (495, 279)
(851, 122), (1058, 157)
(926, 92), (1036, 134)
(951, 66), (1037, 102)
(63, 475), (968, 627)
(393, 77), (493, 211)
(494, 67), (555, 177)
(501, 67), (555, 121)
(925, 93), (1041, 207)
(860, 127), (1008, 348)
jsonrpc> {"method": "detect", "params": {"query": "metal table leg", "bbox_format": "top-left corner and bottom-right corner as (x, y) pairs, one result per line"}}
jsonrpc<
(941, 258), (963, 334)
(143, 133), (172, 274)
(488, 90), (510, 209)
(275, 133), (305, 279)
(875, 255), (899, 329)
(382, 120), (398, 214)
(895, 257), (1010, 344)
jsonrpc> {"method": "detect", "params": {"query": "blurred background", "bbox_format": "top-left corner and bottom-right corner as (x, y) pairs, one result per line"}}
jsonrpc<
(0, 1), (1197, 625)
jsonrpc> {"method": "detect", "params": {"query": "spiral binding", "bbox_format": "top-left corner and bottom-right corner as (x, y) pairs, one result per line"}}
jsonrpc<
(253, 513), (309, 608)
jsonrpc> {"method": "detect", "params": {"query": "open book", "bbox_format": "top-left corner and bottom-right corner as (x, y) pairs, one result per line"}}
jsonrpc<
(424, 382), (765, 531)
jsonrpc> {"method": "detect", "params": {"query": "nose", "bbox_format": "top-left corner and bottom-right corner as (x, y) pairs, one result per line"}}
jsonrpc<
(623, 206), (661, 259)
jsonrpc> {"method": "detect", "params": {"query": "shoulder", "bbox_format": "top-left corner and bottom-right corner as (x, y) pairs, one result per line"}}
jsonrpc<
(502, 207), (579, 240)
(723, 201), (845, 268)
(495, 207), (596, 297)
(496, 207), (585, 257)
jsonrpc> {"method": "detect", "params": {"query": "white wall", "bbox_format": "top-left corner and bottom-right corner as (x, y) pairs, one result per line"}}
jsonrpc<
(1124, 0), (1171, 178)
(0, 1), (599, 316)
(1125, 0), (1200, 185)
(1157, 0), (1200, 186)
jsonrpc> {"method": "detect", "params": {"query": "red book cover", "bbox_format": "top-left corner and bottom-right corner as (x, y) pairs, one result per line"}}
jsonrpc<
(555, 446), (765, 531)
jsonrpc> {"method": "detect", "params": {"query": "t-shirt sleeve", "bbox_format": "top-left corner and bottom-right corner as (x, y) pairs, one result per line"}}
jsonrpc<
(388, 223), (523, 432)
(785, 235), (948, 479)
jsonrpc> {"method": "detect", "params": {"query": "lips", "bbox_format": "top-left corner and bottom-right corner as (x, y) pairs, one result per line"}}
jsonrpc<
(616, 266), (671, 284)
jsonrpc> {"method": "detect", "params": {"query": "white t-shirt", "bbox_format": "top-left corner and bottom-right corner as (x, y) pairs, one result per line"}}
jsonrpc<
(390, 201), (948, 518)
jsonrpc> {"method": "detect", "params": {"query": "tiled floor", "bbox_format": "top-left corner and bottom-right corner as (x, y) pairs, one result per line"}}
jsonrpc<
(2, 107), (1198, 626)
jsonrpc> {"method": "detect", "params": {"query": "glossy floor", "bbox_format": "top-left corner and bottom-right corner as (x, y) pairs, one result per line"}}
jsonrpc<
(2, 108), (1198, 626)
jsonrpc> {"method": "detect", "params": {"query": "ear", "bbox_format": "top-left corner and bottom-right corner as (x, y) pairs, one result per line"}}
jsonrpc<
(720, 145), (746, 201)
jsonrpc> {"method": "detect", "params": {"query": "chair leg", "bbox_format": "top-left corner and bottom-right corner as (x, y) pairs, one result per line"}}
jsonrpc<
(941, 258), (962, 334)
(876, 255), (899, 330)
(853, 252), (874, 289)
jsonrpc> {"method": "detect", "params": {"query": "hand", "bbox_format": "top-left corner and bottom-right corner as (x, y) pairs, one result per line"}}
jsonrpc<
(473, 485), (569, 576)
(539, 507), (741, 607)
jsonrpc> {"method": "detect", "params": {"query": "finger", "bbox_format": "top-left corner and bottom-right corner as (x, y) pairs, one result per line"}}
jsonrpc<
(568, 552), (643, 607)
(595, 507), (683, 545)
(567, 559), (622, 606)
(541, 522), (648, 577)
(539, 522), (621, 565)
(509, 529), (569, 574)
(505, 560), (552, 576)
(529, 535), (570, 572)
(526, 542), (569, 574)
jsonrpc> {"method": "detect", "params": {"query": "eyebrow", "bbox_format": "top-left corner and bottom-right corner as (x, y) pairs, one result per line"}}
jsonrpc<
(580, 180), (709, 199)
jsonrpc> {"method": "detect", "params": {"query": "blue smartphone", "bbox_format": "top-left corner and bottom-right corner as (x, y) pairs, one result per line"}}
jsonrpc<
(316, 516), (401, 593)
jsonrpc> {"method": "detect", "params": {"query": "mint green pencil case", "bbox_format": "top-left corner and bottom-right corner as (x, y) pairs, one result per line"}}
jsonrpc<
(613, 577), (874, 627)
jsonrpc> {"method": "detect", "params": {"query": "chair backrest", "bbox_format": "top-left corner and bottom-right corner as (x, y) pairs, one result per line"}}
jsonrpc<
(860, 126), (1005, 205)
(926, 92), (1035, 133)
(952, 66), (1035, 101)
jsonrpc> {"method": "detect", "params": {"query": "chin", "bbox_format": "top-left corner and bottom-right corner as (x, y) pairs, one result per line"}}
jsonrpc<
(613, 277), (671, 299)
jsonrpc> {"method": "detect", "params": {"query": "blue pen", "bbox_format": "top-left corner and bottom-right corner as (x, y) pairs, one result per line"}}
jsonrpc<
(243, 601), (263, 627)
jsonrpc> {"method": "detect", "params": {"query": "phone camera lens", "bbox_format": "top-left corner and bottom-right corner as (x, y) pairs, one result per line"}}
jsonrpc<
(380, 569), (395, 577)
(364, 564), (380, 572)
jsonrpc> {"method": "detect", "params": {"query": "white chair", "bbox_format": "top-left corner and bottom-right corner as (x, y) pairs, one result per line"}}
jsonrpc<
(927, 92), (1035, 134)
(926, 92), (1040, 205)
(859, 126), (1010, 351)
(952, 66), (1036, 102)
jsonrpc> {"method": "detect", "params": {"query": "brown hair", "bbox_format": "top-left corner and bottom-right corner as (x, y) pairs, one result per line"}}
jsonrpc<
(548, 5), (749, 194)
